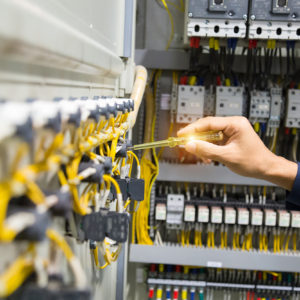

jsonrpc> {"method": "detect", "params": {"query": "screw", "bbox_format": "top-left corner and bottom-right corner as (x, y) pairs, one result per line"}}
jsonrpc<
(250, 15), (256, 20)
(188, 12), (193, 17)
(205, 19), (209, 24)
(228, 11), (233, 16)
(243, 14), (247, 20)
(267, 21), (272, 27)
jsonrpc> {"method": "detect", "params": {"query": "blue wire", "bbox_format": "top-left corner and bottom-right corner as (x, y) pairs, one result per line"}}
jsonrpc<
(190, 290), (195, 300)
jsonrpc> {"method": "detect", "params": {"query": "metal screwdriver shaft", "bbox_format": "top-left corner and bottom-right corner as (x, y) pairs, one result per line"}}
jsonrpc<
(129, 131), (223, 151)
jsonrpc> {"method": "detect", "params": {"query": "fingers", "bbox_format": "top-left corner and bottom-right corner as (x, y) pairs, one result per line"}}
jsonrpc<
(177, 116), (231, 137)
(185, 140), (225, 161)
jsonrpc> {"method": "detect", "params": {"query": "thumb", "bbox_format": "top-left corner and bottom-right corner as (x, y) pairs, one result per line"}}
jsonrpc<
(185, 140), (223, 160)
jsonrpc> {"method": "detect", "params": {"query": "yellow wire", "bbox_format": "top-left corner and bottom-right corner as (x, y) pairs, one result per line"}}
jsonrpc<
(103, 175), (121, 195)
(0, 244), (35, 297)
(47, 229), (74, 261)
(161, 0), (174, 50)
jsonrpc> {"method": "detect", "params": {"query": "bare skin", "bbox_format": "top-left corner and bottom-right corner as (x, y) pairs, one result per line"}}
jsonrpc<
(177, 116), (298, 191)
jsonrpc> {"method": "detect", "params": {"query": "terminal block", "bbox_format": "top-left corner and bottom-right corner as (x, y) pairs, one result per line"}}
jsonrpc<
(216, 86), (245, 116)
(286, 89), (300, 128)
(249, 91), (271, 123)
(187, 0), (248, 38)
(176, 85), (205, 123)
(249, 0), (300, 39)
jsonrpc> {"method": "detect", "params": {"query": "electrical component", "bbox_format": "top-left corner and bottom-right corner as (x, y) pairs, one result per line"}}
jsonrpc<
(251, 208), (263, 226)
(278, 210), (290, 227)
(166, 194), (185, 228)
(184, 204), (196, 222)
(291, 211), (300, 228)
(216, 86), (245, 116)
(156, 203), (167, 221)
(224, 207), (236, 224)
(187, 0), (248, 38)
(286, 89), (300, 128)
(249, 0), (300, 39)
(249, 91), (271, 123)
(237, 208), (250, 225)
(264, 209), (277, 227)
(211, 206), (223, 224)
(176, 85), (205, 123)
(268, 88), (283, 128)
(198, 206), (209, 223)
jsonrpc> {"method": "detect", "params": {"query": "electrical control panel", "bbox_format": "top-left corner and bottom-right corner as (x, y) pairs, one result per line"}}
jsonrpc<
(187, 0), (249, 38)
(286, 89), (300, 128)
(216, 86), (245, 116)
(177, 85), (205, 123)
(249, 0), (300, 39)
(249, 91), (271, 123)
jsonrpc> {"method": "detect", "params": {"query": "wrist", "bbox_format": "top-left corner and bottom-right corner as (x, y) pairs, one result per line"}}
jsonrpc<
(260, 155), (298, 190)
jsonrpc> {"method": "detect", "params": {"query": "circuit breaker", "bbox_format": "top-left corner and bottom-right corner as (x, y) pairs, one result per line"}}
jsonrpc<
(286, 89), (300, 128)
(176, 85), (205, 123)
(249, 91), (271, 123)
(166, 194), (185, 228)
(216, 86), (245, 116)
(269, 88), (283, 128)
(249, 0), (300, 39)
(187, 0), (249, 38)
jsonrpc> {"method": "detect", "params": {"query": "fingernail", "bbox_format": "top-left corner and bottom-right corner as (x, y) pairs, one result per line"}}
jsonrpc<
(186, 142), (196, 153)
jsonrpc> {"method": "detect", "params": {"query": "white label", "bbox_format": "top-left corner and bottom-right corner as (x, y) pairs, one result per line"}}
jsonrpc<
(238, 208), (249, 225)
(211, 207), (222, 224)
(155, 204), (166, 221)
(207, 261), (222, 268)
(160, 93), (171, 110)
(291, 211), (300, 228)
(224, 208), (236, 224)
(184, 205), (196, 222)
(265, 209), (276, 226)
(198, 206), (209, 223)
(251, 209), (263, 226)
(278, 210), (290, 227)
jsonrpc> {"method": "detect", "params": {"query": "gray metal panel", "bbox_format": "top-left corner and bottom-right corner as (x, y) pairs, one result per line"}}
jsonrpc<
(135, 49), (190, 70)
(188, 0), (249, 19)
(123, 0), (134, 58)
(250, 0), (300, 21)
(157, 162), (275, 186)
(116, 245), (125, 300)
(129, 244), (300, 272)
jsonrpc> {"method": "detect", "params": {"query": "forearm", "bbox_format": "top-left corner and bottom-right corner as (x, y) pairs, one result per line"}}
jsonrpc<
(260, 155), (298, 191)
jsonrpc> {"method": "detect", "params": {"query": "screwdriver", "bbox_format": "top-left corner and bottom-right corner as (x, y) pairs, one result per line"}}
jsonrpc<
(128, 131), (223, 151)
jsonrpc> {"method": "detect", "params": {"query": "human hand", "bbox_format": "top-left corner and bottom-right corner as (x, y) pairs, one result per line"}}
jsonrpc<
(177, 116), (297, 190)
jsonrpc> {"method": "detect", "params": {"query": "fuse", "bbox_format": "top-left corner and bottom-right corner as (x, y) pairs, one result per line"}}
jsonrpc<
(211, 206), (223, 224)
(251, 209), (263, 226)
(238, 208), (250, 225)
(155, 203), (166, 221)
(184, 205), (196, 222)
(291, 211), (300, 228)
(264, 209), (277, 227)
(278, 210), (290, 228)
(224, 207), (236, 224)
(198, 206), (209, 223)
